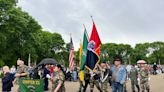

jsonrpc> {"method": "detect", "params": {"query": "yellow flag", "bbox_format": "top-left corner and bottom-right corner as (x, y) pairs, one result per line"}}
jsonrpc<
(79, 70), (84, 81)
(79, 42), (82, 66)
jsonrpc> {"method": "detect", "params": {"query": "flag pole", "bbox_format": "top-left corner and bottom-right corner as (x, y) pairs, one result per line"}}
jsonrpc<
(28, 53), (31, 67)
(90, 16), (95, 23)
(79, 39), (82, 67)
(83, 24), (89, 40)
(83, 24), (86, 29)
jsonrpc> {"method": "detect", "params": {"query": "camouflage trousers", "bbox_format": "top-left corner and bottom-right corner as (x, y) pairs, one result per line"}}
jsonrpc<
(140, 81), (150, 92)
(51, 83), (65, 92)
(131, 80), (140, 92)
(90, 78), (102, 92)
(101, 81), (108, 92)
(78, 80), (84, 92)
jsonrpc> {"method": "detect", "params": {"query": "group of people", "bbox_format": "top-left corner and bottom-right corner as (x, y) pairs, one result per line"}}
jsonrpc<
(1, 57), (152, 92)
(1, 59), (29, 92)
(78, 56), (150, 92)
(1, 59), (66, 92)
(40, 64), (65, 92)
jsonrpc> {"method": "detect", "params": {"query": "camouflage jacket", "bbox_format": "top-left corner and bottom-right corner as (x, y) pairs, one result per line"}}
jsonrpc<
(52, 70), (65, 85)
(16, 65), (29, 78)
(139, 67), (149, 79)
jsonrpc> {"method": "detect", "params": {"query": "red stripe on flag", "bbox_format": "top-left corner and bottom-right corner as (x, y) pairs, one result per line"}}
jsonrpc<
(69, 48), (74, 70)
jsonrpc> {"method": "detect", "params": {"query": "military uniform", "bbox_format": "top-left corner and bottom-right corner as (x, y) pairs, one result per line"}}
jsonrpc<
(78, 80), (84, 92)
(83, 69), (90, 92)
(16, 64), (29, 92)
(90, 67), (102, 92)
(139, 67), (150, 92)
(16, 65), (29, 78)
(51, 70), (65, 92)
(100, 67), (109, 92)
(129, 67), (140, 92)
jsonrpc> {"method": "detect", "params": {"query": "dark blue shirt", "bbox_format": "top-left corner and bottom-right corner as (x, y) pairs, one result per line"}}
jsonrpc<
(2, 72), (14, 91)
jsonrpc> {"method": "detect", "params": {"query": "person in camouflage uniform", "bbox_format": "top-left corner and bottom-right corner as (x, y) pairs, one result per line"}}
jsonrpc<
(100, 62), (109, 92)
(51, 64), (65, 92)
(15, 59), (29, 78)
(83, 69), (90, 92)
(14, 59), (29, 92)
(139, 61), (150, 92)
(129, 64), (140, 92)
(90, 65), (102, 92)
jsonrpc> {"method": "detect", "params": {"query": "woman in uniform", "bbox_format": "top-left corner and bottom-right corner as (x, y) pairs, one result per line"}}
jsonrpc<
(51, 64), (65, 92)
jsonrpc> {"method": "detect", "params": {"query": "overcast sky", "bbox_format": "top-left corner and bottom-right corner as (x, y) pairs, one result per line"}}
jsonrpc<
(18, 0), (164, 50)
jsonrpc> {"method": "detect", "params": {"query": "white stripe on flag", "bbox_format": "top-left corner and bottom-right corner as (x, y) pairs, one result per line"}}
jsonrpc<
(69, 48), (74, 70)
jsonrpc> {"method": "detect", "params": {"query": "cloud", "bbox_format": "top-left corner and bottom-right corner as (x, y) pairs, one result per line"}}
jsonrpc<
(18, 0), (164, 50)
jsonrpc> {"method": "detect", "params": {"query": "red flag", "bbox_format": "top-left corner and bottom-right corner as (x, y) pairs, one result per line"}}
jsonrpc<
(89, 22), (102, 55)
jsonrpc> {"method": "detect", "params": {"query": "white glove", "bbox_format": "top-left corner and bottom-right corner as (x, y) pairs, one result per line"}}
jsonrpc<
(90, 72), (95, 77)
(137, 78), (140, 81)
(46, 74), (51, 79)
(90, 71), (93, 75)
(148, 77), (150, 81)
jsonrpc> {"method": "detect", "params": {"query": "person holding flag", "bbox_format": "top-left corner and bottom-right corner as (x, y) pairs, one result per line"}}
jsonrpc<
(78, 25), (90, 92)
(85, 18), (102, 73)
(86, 41), (102, 92)
(85, 19), (102, 92)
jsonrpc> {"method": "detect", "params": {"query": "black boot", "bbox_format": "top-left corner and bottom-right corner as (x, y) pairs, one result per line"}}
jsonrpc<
(97, 88), (102, 92)
(136, 85), (140, 92)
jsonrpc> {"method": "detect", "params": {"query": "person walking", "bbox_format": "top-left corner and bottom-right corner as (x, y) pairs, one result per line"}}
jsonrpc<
(111, 56), (127, 92)
(100, 62), (109, 92)
(43, 64), (50, 91)
(153, 63), (157, 75)
(82, 69), (90, 92)
(51, 64), (65, 92)
(15, 59), (29, 78)
(129, 64), (140, 92)
(14, 59), (29, 91)
(139, 60), (150, 92)
(2, 66), (14, 92)
(89, 65), (102, 92)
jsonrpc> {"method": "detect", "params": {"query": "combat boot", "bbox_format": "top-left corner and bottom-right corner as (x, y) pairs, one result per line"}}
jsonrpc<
(136, 85), (140, 92)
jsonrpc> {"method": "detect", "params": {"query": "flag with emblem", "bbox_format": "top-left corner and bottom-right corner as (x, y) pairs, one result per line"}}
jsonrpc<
(85, 20), (102, 71)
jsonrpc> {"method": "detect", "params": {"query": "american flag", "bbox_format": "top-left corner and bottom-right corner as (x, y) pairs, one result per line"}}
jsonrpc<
(69, 37), (74, 70)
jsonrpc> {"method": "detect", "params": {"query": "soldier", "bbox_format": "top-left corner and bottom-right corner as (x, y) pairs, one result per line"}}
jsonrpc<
(100, 62), (109, 92)
(51, 64), (65, 92)
(78, 79), (84, 92)
(90, 65), (102, 92)
(139, 60), (150, 92)
(15, 59), (29, 79)
(129, 64), (140, 92)
(14, 59), (29, 92)
(83, 69), (90, 92)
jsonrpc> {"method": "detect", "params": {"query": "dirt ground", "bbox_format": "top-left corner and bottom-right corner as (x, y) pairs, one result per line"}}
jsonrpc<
(0, 74), (164, 92)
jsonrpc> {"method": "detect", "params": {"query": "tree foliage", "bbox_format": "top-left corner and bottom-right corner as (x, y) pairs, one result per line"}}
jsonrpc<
(0, 0), (66, 66)
(100, 42), (164, 64)
(0, 0), (163, 67)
